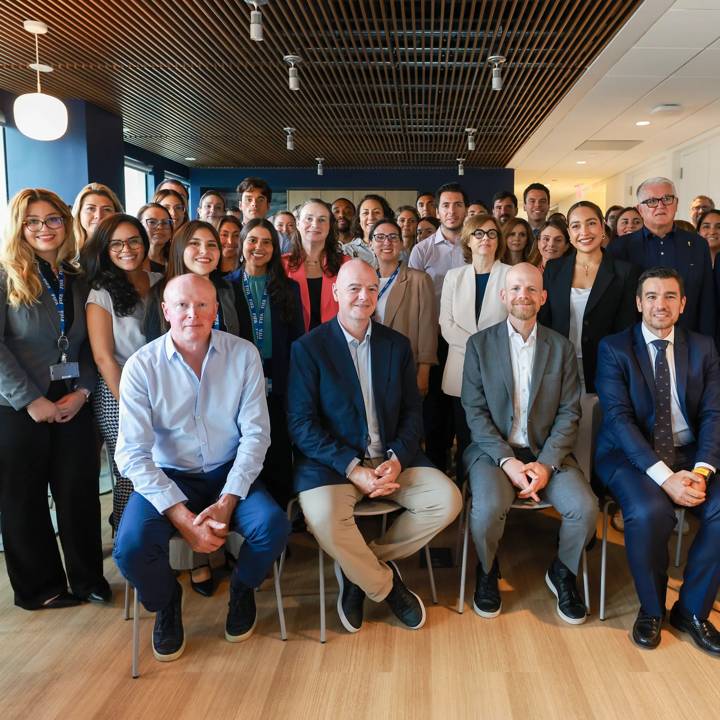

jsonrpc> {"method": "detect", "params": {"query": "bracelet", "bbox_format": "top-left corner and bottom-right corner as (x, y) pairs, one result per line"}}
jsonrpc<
(692, 466), (711, 478)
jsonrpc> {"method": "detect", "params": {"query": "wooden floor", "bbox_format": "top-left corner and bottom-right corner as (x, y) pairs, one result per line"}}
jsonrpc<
(1, 495), (719, 720)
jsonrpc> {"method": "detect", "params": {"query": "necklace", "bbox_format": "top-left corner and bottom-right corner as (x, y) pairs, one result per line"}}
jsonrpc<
(579, 259), (600, 277)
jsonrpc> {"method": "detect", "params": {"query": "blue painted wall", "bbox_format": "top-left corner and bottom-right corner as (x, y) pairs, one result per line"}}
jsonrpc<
(123, 142), (190, 194)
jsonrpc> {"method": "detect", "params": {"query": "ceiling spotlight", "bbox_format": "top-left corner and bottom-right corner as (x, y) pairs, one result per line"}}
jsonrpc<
(488, 55), (506, 92)
(284, 55), (302, 91)
(245, 0), (268, 42)
(284, 126), (295, 151)
(466, 128), (476, 151)
(635, 120), (651, 127)
(457, 158), (465, 176)
(184, 157), (196, 161)
(576, 160), (587, 165)
(316, 157), (324, 176)
(13, 20), (68, 141)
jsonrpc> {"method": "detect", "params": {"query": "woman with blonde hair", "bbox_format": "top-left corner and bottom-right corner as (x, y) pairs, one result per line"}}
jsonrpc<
(71, 182), (124, 251)
(0, 188), (108, 609)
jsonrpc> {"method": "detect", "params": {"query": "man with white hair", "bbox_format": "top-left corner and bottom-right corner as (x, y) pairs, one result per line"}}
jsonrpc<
(608, 176), (715, 337)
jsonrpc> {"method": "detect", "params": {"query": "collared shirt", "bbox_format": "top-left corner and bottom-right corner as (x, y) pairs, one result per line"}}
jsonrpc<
(507, 319), (538, 447)
(115, 330), (270, 513)
(342, 238), (379, 269)
(641, 225), (677, 269)
(408, 227), (465, 307)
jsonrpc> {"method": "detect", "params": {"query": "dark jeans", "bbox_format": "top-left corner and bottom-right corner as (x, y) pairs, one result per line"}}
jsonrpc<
(423, 335), (454, 472)
(113, 467), (290, 612)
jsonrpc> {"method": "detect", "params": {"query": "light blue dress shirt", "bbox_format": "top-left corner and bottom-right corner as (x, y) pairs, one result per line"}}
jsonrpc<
(115, 330), (270, 513)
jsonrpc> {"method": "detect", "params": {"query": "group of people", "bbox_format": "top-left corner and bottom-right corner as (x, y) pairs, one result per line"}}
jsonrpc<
(1, 172), (719, 666)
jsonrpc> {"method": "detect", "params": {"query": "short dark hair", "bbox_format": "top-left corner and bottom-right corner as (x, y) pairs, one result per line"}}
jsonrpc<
(604, 204), (623, 221)
(492, 190), (518, 208)
(396, 205), (420, 220)
(198, 189), (226, 210)
(435, 182), (468, 206)
(237, 176), (272, 203)
(696, 208), (720, 232)
(332, 197), (356, 212)
(416, 191), (435, 202)
(636, 266), (685, 298)
(523, 182), (550, 204)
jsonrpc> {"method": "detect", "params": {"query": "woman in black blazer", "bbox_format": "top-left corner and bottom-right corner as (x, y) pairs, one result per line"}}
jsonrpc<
(228, 219), (304, 509)
(539, 200), (639, 394)
(0, 188), (108, 609)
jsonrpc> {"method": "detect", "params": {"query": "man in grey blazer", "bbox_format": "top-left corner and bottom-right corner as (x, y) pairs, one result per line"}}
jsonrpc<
(461, 263), (598, 624)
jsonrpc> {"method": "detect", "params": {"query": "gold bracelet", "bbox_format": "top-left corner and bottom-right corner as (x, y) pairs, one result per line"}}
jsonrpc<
(692, 466), (711, 478)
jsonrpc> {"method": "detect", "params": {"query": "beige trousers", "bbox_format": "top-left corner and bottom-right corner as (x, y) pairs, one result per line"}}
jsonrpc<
(299, 464), (461, 601)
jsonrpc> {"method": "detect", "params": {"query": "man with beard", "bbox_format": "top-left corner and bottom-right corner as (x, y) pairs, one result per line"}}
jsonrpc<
(523, 183), (550, 238)
(461, 263), (597, 624)
(332, 197), (356, 245)
(491, 191), (518, 225)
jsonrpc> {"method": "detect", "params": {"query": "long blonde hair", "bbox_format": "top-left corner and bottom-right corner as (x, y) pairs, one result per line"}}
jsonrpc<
(71, 182), (124, 249)
(1, 188), (77, 307)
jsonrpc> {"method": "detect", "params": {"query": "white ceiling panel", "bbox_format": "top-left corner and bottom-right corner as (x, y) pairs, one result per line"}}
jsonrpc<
(674, 48), (720, 76)
(608, 46), (698, 77)
(636, 8), (720, 47)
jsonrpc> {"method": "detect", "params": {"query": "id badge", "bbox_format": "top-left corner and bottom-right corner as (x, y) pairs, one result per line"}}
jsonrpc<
(50, 361), (80, 381)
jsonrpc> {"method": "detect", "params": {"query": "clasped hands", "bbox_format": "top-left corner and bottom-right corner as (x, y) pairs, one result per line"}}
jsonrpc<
(502, 458), (551, 503)
(167, 494), (238, 554)
(662, 470), (706, 508)
(26, 391), (86, 424)
(350, 456), (402, 498)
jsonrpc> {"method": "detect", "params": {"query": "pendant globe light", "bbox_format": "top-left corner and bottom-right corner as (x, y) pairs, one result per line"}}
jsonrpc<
(13, 20), (68, 142)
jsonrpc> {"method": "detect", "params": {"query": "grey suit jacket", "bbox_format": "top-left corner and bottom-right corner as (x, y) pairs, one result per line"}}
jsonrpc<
(461, 319), (581, 471)
(0, 269), (96, 410)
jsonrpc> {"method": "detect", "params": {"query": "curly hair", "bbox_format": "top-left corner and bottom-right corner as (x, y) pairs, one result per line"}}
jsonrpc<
(349, 194), (395, 241)
(287, 198), (344, 277)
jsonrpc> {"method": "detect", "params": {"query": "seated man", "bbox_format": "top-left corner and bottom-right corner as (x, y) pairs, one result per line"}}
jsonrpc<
(113, 274), (289, 662)
(595, 267), (720, 654)
(461, 263), (598, 624)
(287, 259), (461, 632)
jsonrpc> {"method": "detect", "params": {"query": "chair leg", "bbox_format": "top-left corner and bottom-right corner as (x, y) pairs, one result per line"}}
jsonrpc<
(674, 508), (685, 568)
(131, 587), (140, 679)
(582, 549), (590, 613)
(123, 579), (130, 621)
(318, 547), (326, 644)
(272, 561), (288, 641)
(454, 483), (468, 565)
(600, 500), (610, 621)
(457, 505), (470, 614)
(381, 514), (388, 536)
(424, 545), (438, 604)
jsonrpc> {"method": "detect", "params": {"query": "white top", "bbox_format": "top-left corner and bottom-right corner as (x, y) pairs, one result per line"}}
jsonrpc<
(568, 287), (591, 360)
(86, 271), (161, 366)
(506, 319), (538, 447)
(342, 238), (378, 269)
(374, 276), (393, 323)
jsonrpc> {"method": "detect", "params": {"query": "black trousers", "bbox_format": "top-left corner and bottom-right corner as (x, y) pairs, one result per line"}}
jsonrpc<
(0, 393), (104, 609)
(260, 392), (294, 510)
(452, 397), (471, 485)
(422, 335), (455, 473)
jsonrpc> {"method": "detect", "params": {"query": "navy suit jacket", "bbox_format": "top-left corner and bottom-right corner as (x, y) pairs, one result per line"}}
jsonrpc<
(594, 323), (720, 482)
(607, 226), (715, 337)
(287, 318), (430, 493)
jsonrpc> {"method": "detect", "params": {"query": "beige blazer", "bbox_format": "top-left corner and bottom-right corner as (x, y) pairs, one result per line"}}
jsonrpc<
(439, 260), (511, 396)
(380, 264), (438, 366)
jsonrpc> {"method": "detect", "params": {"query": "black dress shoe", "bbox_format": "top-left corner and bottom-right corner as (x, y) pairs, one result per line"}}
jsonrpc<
(473, 559), (501, 618)
(153, 582), (185, 662)
(225, 583), (257, 642)
(334, 561), (365, 633)
(545, 556), (587, 625)
(190, 564), (214, 598)
(384, 561), (426, 630)
(41, 591), (84, 609)
(80, 577), (112, 603)
(669, 602), (720, 656)
(632, 608), (663, 649)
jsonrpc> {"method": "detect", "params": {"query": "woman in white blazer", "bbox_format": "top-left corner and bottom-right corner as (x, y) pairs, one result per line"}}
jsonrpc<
(440, 213), (510, 481)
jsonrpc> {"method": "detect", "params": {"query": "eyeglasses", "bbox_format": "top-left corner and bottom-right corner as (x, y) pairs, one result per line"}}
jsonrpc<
(639, 194), (676, 208)
(109, 238), (144, 253)
(143, 218), (173, 229)
(162, 204), (186, 213)
(24, 215), (64, 231)
(470, 228), (499, 240)
(372, 232), (401, 243)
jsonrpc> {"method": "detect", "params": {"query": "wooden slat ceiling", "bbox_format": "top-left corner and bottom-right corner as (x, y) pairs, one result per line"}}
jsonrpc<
(0, 0), (642, 169)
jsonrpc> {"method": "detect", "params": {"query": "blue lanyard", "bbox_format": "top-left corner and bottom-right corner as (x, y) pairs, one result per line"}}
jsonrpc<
(39, 268), (66, 337)
(242, 272), (269, 357)
(213, 311), (220, 330)
(377, 263), (401, 302)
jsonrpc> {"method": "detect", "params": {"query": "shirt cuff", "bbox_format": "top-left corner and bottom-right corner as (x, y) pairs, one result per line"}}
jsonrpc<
(151, 486), (189, 515)
(221, 473), (253, 501)
(345, 457), (362, 478)
(499, 457), (514, 468)
(646, 461), (673, 486)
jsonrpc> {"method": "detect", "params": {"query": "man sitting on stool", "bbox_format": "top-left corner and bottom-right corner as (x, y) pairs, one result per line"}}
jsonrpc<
(287, 259), (461, 633)
(595, 267), (720, 654)
(461, 263), (598, 624)
(113, 274), (289, 662)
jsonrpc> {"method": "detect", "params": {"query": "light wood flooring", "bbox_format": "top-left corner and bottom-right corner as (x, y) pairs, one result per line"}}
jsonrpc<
(1, 494), (719, 720)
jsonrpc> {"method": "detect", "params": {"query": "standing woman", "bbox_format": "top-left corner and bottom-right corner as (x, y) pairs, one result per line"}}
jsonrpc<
(153, 188), (189, 234)
(697, 209), (720, 267)
(528, 218), (571, 271)
(72, 182), (124, 252)
(217, 215), (243, 274)
(501, 217), (533, 265)
(396, 205), (420, 262)
(343, 194), (395, 268)
(614, 207), (643, 238)
(370, 218), (437, 396)
(137, 202), (173, 273)
(0, 188), (108, 609)
(230, 219), (304, 508)
(283, 198), (348, 332)
(440, 214), (511, 482)
(81, 214), (161, 530)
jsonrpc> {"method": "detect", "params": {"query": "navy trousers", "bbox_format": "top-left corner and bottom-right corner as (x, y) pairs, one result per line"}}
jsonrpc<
(602, 446), (720, 619)
(113, 465), (290, 612)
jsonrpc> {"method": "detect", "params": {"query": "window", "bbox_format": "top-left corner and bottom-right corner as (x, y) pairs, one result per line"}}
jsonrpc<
(124, 157), (152, 215)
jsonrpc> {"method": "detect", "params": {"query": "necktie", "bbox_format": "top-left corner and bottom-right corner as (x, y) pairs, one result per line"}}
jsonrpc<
(651, 339), (675, 467)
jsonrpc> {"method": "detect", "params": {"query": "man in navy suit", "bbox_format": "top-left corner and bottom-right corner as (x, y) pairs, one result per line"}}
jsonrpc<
(287, 259), (461, 633)
(595, 267), (720, 654)
(607, 176), (715, 337)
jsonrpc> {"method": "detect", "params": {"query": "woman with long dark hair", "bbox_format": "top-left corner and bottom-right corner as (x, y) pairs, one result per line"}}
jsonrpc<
(137, 202), (173, 273)
(217, 215), (243, 274)
(343, 194), (395, 268)
(153, 188), (189, 233)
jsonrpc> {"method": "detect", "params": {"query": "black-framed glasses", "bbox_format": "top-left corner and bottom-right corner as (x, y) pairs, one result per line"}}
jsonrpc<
(639, 194), (676, 208)
(372, 232), (401, 243)
(143, 218), (173, 229)
(471, 228), (499, 240)
(24, 215), (64, 231)
(109, 238), (144, 253)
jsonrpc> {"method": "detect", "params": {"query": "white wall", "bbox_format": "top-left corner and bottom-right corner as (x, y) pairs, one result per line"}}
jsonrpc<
(287, 189), (417, 212)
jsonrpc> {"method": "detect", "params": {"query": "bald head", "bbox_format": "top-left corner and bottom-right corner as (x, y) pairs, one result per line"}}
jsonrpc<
(333, 259), (379, 331)
(500, 262), (546, 321)
(162, 274), (219, 343)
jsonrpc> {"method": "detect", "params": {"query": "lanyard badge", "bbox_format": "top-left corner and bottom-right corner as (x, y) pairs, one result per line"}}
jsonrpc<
(40, 268), (80, 380)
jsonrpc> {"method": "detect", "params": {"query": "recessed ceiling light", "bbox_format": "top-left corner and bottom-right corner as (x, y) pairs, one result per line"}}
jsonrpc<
(576, 160), (587, 165)
(635, 120), (651, 126)
(184, 157), (196, 161)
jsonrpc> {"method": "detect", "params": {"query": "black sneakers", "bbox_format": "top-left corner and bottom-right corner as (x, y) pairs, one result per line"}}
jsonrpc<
(545, 556), (587, 625)
(334, 561), (365, 633)
(473, 559), (502, 618)
(225, 583), (257, 642)
(385, 561), (426, 630)
(152, 581), (185, 662)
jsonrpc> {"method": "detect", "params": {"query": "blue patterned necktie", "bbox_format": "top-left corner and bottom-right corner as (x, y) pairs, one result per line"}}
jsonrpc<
(652, 339), (675, 467)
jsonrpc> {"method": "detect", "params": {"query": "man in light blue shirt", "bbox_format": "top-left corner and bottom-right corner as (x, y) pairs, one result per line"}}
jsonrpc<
(113, 274), (289, 663)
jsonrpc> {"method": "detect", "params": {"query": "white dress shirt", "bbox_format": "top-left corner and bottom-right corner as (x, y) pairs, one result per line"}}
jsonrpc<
(115, 330), (270, 513)
(507, 319), (537, 447)
(408, 227), (466, 309)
